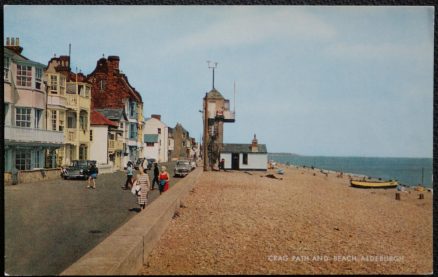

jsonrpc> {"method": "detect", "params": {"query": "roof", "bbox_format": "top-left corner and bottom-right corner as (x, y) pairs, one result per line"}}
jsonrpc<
(221, 144), (268, 154)
(144, 134), (159, 143)
(91, 110), (118, 127)
(95, 108), (127, 121)
(4, 47), (46, 68)
(205, 88), (224, 99)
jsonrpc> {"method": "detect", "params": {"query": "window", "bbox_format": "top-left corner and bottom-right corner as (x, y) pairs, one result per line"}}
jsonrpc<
(146, 142), (154, 147)
(4, 57), (10, 80)
(120, 122), (123, 128)
(85, 86), (90, 97)
(34, 109), (42, 129)
(50, 75), (58, 93)
(90, 130), (93, 141)
(129, 123), (137, 139)
(100, 80), (106, 91)
(243, 153), (248, 165)
(16, 150), (31, 170)
(79, 145), (87, 160)
(35, 68), (42, 90)
(67, 115), (75, 128)
(129, 102), (137, 118)
(34, 150), (41, 168)
(78, 85), (84, 96)
(52, 110), (57, 131)
(60, 76), (66, 95)
(158, 128), (161, 134)
(80, 114), (87, 130)
(5, 103), (9, 123)
(16, 107), (31, 127)
(17, 65), (32, 87)
(59, 111), (65, 131)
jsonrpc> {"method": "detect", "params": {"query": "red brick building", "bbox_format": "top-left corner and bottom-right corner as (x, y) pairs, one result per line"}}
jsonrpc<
(87, 56), (144, 165)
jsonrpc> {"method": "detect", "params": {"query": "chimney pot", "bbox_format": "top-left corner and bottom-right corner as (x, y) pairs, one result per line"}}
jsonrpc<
(11, 38), (15, 46)
(6, 37), (10, 46)
(16, 37), (20, 46)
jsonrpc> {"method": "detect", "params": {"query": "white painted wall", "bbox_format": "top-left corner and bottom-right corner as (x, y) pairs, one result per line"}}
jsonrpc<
(90, 126), (108, 165)
(143, 118), (168, 162)
(240, 153), (267, 170)
(220, 152), (267, 170)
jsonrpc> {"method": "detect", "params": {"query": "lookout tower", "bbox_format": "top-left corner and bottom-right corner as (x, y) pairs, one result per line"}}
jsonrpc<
(202, 62), (235, 171)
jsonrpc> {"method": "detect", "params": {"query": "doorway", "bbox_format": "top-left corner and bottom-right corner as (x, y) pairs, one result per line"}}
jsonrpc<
(231, 153), (239, 170)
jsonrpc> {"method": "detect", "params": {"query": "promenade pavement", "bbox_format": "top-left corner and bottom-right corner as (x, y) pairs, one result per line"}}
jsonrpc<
(5, 162), (178, 276)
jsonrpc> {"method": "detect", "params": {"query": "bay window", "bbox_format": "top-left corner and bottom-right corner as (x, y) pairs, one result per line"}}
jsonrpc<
(4, 57), (10, 80)
(17, 65), (32, 87)
(35, 68), (42, 90)
(16, 107), (31, 127)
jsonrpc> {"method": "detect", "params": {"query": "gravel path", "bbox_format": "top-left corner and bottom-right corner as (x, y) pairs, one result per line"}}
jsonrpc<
(141, 166), (433, 275)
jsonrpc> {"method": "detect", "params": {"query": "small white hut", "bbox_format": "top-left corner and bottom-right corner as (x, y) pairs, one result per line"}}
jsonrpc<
(219, 134), (267, 171)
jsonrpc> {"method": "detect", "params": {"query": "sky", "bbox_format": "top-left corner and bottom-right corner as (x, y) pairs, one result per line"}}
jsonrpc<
(4, 5), (434, 158)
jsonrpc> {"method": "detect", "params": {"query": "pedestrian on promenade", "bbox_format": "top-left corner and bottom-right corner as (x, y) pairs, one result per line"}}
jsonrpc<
(159, 166), (170, 194)
(151, 163), (160, 190)
(219, 158), (226, 171)
(123, 161), (134, 190)
(134, 162), (150, 210)
(87, 162), (98, 189)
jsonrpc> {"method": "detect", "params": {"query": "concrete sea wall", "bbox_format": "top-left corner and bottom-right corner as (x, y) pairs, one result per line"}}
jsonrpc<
(61, 167), (202, 275)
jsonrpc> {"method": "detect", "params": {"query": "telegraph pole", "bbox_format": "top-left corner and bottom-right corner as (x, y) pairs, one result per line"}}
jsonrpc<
(203, 93), (209, 171)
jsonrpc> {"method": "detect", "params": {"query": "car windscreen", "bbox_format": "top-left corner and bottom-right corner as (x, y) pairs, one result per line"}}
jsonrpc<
(177, 161), (190, 166)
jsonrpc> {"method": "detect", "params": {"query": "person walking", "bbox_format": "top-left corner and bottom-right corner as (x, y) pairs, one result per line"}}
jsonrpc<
(134, 162), (150, 210)
(87, 162), (98, 189)
(123, 161), (134, 190)
(151, 163), (160, 190)
(159, 166), (170, 195)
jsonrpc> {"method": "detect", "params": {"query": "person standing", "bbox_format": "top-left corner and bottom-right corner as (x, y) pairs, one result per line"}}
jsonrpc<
(151, 163), (160, 190)
(87, 162), (98, 189)
(135, 163), (150, 210)
(123, 161), (134, 190)
(159, 166), (170, 195)
(219, 158), (225, 171)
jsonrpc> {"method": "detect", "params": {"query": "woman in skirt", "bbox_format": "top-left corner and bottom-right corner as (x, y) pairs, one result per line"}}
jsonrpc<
(135, 163), (150, 210)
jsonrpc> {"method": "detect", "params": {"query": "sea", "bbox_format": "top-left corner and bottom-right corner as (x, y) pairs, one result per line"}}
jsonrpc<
(268, 154), (433, 188)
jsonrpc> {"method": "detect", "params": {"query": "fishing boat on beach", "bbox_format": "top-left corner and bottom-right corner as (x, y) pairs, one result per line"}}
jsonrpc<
(350, 179), (398, 189)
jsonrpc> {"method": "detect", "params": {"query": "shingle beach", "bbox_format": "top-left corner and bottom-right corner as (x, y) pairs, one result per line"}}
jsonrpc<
(141, 165), (432, 275)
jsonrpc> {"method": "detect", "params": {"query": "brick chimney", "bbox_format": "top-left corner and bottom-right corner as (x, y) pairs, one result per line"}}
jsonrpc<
(5, 37), (23, 55)
(107, 56), (120, 72)
(251, 134), (258, 152)
(151, 114), (161, 121)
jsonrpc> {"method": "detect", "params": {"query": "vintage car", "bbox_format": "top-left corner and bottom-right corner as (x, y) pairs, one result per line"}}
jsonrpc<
(63, 160), (97, 180)
(174, 160), (191, 177)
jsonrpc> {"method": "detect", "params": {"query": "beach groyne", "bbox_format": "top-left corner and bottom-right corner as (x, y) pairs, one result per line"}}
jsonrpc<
(61, 167), (202, 276)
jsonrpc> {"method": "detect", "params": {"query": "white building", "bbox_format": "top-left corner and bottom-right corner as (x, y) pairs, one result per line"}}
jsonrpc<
(220, 135), (267, 171)
(89, 110), (119, 166)
(143, 114), (169, 162)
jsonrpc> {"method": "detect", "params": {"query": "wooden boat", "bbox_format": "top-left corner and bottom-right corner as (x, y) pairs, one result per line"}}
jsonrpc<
(350, 180), (398, 189)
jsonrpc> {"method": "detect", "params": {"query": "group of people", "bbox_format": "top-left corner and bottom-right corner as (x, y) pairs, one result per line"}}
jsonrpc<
(123, 160), (170, 210)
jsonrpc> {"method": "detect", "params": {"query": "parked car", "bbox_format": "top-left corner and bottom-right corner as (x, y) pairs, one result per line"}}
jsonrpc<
(63, 160), (97, 180)
(174, 160), (191, 177)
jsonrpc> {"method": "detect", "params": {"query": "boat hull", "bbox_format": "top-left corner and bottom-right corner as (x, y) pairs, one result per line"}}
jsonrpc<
(350, 180), (398, 189)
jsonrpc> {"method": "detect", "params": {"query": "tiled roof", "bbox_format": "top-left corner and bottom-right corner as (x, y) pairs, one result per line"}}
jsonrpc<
(91, 110), (118, 127)
(144, 134), (159, 143)
(222, 144), (268, 154)
(95, 108), (126, 121)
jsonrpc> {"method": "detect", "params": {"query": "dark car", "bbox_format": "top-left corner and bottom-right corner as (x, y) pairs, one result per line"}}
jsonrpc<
(63, 160), (97, 180)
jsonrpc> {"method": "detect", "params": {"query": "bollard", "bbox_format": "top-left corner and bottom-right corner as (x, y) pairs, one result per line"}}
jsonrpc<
(395, 192), (400, 200)
(419, 193), (424, 200)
